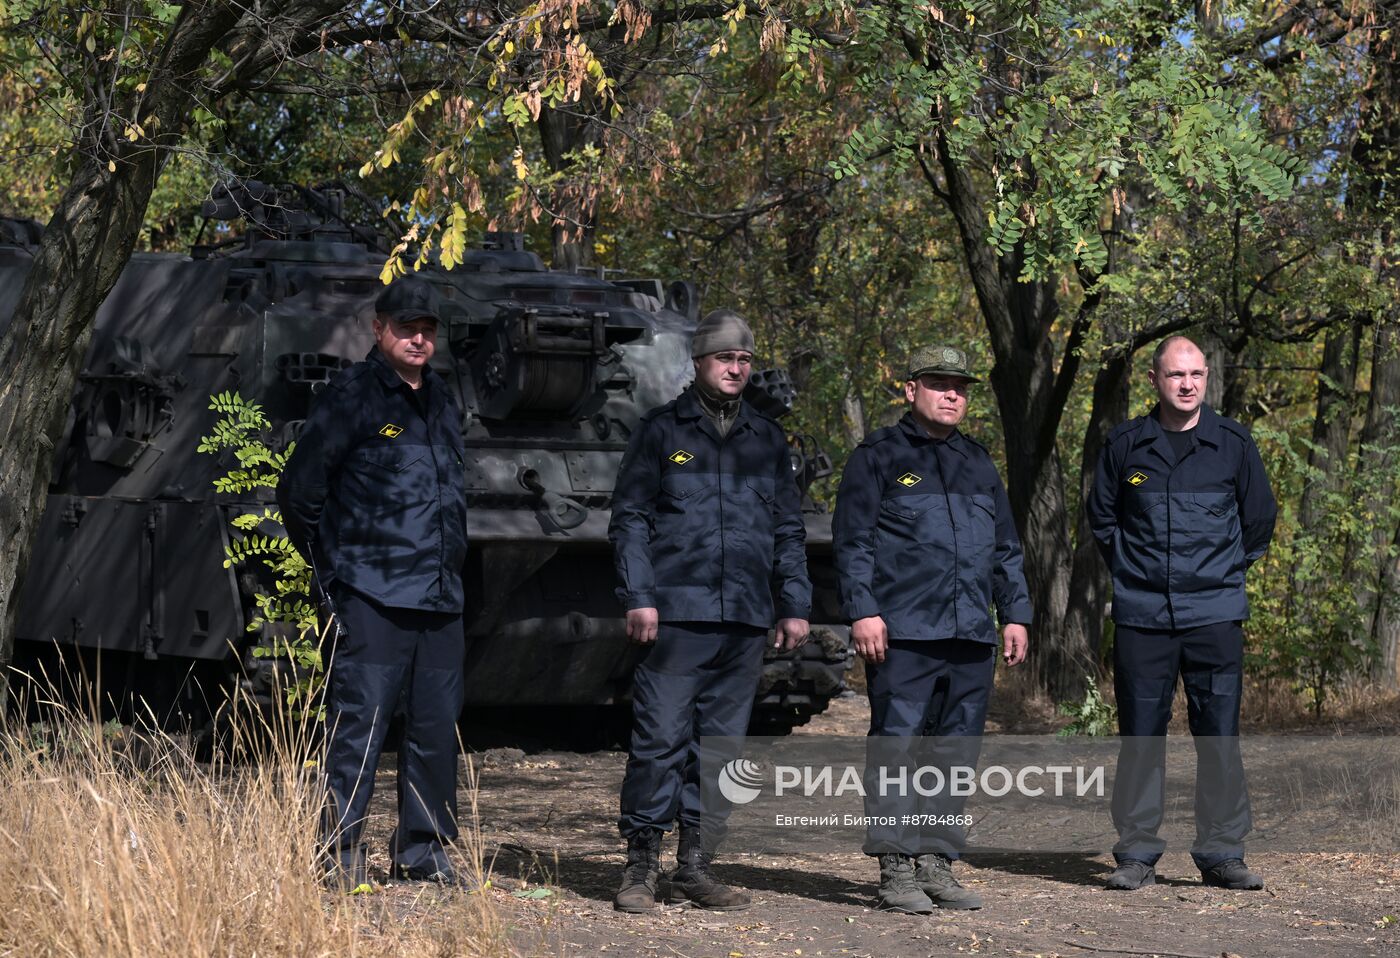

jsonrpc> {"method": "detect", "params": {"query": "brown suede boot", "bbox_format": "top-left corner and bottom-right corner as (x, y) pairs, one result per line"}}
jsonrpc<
(613, 830), (663, 913)
(668, 826), (750, 910)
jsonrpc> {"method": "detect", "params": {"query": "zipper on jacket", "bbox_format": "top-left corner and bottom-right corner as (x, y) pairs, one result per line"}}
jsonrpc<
(420, 390), (447, 607)
(716, 425), (726, 620)
(1165, 463), (1173, 629)
(1165, 435), (1199, 629)
(932, 442), (961, 637)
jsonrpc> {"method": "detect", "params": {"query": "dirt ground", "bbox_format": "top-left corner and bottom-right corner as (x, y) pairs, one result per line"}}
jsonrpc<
(355, 693), (1400, 958)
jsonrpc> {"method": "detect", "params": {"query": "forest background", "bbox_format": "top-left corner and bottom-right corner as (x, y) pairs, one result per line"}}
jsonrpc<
(1, 0), (1398, 719)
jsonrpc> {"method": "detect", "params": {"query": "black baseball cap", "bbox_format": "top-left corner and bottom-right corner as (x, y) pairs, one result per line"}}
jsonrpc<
(375, 275), (442, 323)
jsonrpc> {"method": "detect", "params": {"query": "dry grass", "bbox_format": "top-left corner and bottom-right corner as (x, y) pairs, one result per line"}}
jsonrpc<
(0, 683), (517, 958)
(1241, 676), (1400, 731)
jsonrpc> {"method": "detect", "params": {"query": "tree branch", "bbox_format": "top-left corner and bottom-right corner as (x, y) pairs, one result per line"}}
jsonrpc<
(1035, 286), (1101, 466)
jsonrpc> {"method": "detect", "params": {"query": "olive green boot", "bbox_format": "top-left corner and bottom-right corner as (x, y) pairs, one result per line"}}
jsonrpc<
(613, 830), (663, 913)
(669, 826), (750, 910)
(876, 854), (935, 914)
(915, 853), (982, 909)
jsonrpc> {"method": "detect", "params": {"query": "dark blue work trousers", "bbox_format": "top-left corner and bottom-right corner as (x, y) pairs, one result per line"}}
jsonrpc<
(618, 622), (767, 846)
(1111, 620), (1251, 869)
(321, 588), (465, 875)
(863, 639), (995, 858)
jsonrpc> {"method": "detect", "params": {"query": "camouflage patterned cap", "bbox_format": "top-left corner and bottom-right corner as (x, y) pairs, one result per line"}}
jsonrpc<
(907, 345), (980, 382)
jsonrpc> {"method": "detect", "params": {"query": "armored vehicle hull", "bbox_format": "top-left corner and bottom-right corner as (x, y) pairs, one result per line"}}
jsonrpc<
(2, 185), (851, 738)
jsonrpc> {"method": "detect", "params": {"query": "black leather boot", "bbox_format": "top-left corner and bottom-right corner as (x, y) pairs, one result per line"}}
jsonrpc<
(669, 825), (750, 910)
(613, 830), (663, 913)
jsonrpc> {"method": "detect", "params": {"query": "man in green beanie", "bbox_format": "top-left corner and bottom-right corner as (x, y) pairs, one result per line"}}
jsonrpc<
(609, 308), (811, 912)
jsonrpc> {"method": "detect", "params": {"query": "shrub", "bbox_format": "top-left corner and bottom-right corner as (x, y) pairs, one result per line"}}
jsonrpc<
(197, 391), (323, 717)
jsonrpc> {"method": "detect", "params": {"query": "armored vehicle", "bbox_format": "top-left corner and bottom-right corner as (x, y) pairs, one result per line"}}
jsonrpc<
(1, 183), (851, 739)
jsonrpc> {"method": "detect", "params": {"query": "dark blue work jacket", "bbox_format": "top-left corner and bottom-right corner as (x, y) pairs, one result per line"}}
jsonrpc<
(277, 347), (469, 614)
(1087, 405), (1276, 630)
(608, 387), (811, 629)
(833, 414), (1033, 644)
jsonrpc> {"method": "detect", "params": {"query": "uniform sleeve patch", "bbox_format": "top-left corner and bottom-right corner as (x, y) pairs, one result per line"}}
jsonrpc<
(668, 449), (694, 464)
(1127, 470), (1149, 486)
(379, 423), (404, 438)
(896, 472), (922, 487)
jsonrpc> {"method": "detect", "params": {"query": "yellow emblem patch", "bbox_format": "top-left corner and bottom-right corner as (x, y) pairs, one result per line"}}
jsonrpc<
(1128, 471), (1149, 486)
(896, 472), (922, 487)
(669, 450), (694, 465)
(379, 423), (404, 438)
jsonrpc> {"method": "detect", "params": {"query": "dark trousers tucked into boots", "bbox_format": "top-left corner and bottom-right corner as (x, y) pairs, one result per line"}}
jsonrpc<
(1112, 621), (1251, 869)
(617, 622), (766, 841)
(614, 830), (663, 912)
(321, 588), (465, 879)
(669, 823), (751, 910)
(616, 622), (765, 910)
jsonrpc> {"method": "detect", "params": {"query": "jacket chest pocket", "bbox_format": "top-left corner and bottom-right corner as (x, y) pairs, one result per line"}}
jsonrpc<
(1127, 492), (1169, 538)
(738, 477), (776, 538)
(1175, 494), (1239, 540)
(346, 446), (429, 502)
(966, 494), (996, 561)
(357, 446), (426, 472)
(877, 494), (945, 540)
(745, 476), (775, 505)
(659, 473), (707, 518)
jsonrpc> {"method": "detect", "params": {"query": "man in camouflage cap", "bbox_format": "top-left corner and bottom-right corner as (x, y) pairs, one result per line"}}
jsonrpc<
(907, 345), (980, 382)
(833, 345), (1032, 913)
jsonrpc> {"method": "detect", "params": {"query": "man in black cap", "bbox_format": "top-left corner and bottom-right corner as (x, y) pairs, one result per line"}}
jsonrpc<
(609, 307), (811, 913)
(278, 275), (469, 887)
(834, 345), (1032, 914)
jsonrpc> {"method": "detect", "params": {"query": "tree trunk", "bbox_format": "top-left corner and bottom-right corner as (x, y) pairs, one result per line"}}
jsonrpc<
(0, 3), (244, 696)
(1360, 318), (1400, 685)
(1200, 331), (1230, 411)
(0, 172), (173, 699)
(1375, 520), (1400, 687)
(842, 389), (867, 447)
(992, 342), (1085, 694)
(1064, 340), (1132, 664)
(537, 105), (602, 271)
(1352, 8), (1400, 686)
(933, 132), (1093, 698)
(776, 191), (834, 398)
(1299, 319), (1362, 535)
